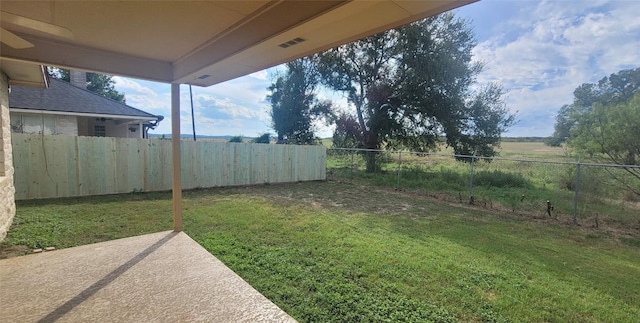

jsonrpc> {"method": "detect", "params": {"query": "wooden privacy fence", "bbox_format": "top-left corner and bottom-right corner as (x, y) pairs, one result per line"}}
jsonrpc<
(12, 134), (326, 200)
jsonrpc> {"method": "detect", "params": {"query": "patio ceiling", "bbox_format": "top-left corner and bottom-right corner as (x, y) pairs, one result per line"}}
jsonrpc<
(1, 0), (476, 87)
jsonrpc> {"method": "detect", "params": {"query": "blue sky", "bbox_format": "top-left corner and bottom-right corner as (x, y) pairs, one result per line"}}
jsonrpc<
(113, 0), (640, 138)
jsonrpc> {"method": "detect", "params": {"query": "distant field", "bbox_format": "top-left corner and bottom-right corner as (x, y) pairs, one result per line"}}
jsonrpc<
(497, 141), (566, 159)
(322, 139), (568, 158)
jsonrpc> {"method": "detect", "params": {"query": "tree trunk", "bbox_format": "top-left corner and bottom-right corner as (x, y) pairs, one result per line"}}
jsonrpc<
(363, 131), (379, 173)
(365, 150), (378, 173)
(354, 94), (380, 173)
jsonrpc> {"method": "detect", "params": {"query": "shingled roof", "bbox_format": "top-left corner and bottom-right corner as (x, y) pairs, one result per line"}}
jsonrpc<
(9, 78), (161, 120)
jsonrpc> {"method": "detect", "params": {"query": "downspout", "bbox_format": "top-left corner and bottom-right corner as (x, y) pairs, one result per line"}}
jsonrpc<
(143, 115), (164, 139)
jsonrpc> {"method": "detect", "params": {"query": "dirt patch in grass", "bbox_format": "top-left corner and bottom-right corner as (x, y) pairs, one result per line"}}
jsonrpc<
(223, 180), (638, 245)
(320, 178), (640, 239)
(0, 244), (30, 259)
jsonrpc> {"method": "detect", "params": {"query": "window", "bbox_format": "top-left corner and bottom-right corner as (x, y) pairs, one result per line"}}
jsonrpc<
(94, 125), (106, 137)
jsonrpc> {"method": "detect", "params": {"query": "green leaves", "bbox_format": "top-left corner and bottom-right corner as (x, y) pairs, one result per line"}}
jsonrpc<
(548, 67), (640, 146)
(268, 57), (330, 145)
(51, 68), (126, 103)
(252, 133), (271, 144)
(314, 12), (513, 169)
(228, 135), (243, 143)
(569, 93), (640, 194)
(550, 67), (640, 195)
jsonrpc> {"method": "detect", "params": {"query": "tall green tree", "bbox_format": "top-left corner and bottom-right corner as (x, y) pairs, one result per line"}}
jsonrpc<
(569, 93), (640, 195)
(316, 13), (513, 171)
(267, 57), (331, 144)
(547, 67), (640, 146)
(51, 68), (126, 103)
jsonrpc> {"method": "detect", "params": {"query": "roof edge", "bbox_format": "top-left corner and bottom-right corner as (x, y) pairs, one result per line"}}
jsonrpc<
(10, 107), (161, 121)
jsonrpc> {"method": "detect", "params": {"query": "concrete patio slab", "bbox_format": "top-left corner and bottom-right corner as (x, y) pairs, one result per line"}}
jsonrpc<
(0, 231), (296, 322)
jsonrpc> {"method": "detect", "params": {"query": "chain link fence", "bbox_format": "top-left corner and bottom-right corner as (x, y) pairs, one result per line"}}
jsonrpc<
(327, 148), (640, 234)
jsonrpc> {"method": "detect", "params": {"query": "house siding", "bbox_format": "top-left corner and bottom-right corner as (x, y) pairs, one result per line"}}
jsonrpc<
(110, 122), (142, 139)
(10, 113), (78, 136)
(87, 118), (142, 138)
(10, 113), (145, 139)
(55, 115), (78, 135)
(0, 72), (16, 241)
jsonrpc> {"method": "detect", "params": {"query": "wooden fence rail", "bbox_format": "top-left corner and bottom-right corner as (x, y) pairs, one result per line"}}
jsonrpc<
(12, 134), (326, 200)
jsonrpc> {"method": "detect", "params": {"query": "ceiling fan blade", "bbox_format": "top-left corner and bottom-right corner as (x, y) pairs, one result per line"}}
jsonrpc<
(1, 11), (73, 39)
(0, 27), (34, 49)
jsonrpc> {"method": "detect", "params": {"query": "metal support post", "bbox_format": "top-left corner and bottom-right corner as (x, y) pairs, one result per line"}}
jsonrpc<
(396, 151), (402, 190)
(468, 151), (477, 204)
(572, 157), (581, 225)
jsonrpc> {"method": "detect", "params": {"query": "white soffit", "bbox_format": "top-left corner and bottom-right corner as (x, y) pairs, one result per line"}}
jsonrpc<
(0, 58), (48, 87)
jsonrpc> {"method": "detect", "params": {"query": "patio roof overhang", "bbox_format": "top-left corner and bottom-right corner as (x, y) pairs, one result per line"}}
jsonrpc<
(0, 58), (48, 87)
(1, 0), (477, 231)
(1, 0), (476, 87)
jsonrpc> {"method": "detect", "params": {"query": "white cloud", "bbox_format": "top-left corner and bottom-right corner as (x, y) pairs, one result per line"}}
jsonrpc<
(248, 70), (268, 81)
(469, 0), (640, 136)
(113, 75), (273, 136)
(112, 76), (157, 97)
(195, 94), (266, 120)
(112, 79), (171, 133)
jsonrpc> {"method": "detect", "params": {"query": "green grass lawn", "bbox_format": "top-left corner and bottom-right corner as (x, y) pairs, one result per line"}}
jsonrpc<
(2, 181), (639, 322)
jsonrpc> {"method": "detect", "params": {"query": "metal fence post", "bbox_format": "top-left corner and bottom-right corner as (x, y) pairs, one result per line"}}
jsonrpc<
(572, 156), (581, 225)
(396, 151), (402, 190)
(468, 150), (477, 204)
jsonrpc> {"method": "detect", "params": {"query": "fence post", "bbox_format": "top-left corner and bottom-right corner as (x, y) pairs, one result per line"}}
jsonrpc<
(396, 151), (402, 190)
(468, 150), (477, 204)
(572, 156), (581, 225)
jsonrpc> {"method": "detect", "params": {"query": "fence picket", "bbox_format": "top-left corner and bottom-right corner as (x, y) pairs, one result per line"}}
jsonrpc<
(12, 134), (326, 199)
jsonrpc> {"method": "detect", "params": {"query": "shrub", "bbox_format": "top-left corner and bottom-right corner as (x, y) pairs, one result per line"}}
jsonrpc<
(253, 133), (271, 144)
(556, 165), (607, 195)
(229, 135), (243, 143)
(473, 170), (530, 188)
